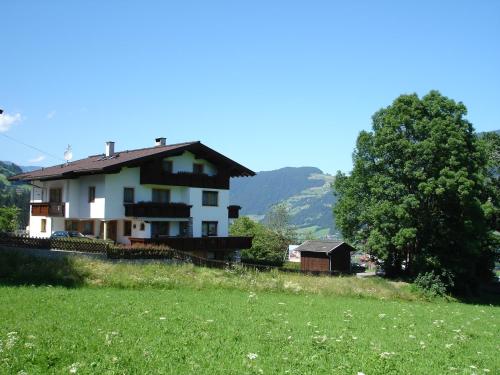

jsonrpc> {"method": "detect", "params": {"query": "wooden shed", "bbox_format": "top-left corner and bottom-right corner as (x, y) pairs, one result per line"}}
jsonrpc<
(296, 240), (354, 273)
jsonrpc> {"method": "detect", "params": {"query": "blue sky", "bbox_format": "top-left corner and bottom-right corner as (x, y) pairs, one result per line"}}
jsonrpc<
(1, 1), (499, 174)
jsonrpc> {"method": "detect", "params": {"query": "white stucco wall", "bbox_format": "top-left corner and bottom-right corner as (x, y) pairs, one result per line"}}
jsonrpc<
(29, 216), (65, 237)
(189, 188), (229, 237)
(73, 175), (105, 219)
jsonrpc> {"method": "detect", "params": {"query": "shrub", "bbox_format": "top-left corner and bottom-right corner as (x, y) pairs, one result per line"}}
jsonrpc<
(413, 270), (454, 297)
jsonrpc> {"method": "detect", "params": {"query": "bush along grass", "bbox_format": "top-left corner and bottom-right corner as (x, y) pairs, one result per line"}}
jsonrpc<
(0, 251), (419, 300)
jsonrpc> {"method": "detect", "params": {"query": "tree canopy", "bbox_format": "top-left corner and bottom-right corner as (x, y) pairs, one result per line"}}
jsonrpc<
(334, 91), (498, 293)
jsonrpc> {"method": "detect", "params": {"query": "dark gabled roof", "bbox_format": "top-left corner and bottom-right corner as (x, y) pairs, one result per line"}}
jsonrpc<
(295, 240), (355, 254)
(9, 141), (255, 182)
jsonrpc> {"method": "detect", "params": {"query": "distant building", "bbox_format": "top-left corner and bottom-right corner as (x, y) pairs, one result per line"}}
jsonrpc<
(295, 240), (354, 273)
(288, 244), (300, 262)
(9, 138), (255, 259)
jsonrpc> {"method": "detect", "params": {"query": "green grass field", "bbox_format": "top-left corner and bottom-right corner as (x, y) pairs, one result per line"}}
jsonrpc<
(0, 252), (499, 374)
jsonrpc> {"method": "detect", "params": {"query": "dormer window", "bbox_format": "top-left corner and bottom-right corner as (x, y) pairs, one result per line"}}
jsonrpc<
(193, 163), (204, 174)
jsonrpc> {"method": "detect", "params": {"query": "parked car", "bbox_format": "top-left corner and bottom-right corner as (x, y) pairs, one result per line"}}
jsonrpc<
(50, 231), (85, 239)
(351, 262), (366, 273)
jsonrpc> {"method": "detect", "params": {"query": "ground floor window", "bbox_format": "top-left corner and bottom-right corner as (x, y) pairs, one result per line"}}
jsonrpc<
(82, 221), (94, 235)
(123, 220), (132, 236)
(202, 221), (218, 237)
(41, 219), (47, 233)
(151, 221), (169, 238)
(179, 221), (189, 237)
(65, 220), (79, 231)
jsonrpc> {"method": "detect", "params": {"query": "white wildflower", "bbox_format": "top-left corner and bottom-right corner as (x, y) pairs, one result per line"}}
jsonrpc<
(69, 363), (79, 373)
(357, 373), (365, 375)
(378, 314), (386, 319)
(379, 352), (394, 359)
(206, 319), (214, 323)
(313, 335), (327, 344)
(247, 353), (258, 360)
(409, 335), (416, 339)
(445, 343), (453, 349)
(248, 292), (257, 299)
(159, 317), (166, 320)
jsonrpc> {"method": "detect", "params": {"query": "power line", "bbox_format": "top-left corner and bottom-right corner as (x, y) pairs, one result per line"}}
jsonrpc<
(0, 132), (66, 163)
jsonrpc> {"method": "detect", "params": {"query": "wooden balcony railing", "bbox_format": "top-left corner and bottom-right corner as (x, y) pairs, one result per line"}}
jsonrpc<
(124, 202), (192, 218)
(140, 168), (230, 189)
(31, 202), (65, 217)
(129, 236), (253, 251)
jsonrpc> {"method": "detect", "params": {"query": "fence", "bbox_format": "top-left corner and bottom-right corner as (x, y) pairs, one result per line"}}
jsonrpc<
(0, 234), (109, 253)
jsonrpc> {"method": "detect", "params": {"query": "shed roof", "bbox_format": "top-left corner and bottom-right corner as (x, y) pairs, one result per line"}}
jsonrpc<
(295, 240), (354, 255)
(9, 141), (255, 182)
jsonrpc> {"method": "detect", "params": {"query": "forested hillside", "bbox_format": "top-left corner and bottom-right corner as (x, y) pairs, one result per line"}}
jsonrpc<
(0, 161), (30, 229)
(230, 167), (338, 238)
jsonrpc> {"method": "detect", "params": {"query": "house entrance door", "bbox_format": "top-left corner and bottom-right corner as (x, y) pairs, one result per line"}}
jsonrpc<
(107, 220), (117, 242)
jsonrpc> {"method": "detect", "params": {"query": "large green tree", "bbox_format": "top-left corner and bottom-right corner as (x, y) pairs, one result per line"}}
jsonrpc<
(334, 91), (497, 292)
(0, 206), (20, 233)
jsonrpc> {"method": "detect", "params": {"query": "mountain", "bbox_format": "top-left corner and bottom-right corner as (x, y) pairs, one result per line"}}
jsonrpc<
(230, 167), (338, 238)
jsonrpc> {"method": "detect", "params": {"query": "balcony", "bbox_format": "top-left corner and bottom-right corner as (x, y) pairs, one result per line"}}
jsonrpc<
(129, 236), (253, 251)
(140, 167), (230, 189)
(228, 205), (241, 219)
(31, 202), (65, 217)
(124, 202), (192, 218)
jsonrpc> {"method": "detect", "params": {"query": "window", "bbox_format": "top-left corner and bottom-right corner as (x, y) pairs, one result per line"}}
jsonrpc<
(65, 220), (78, 231)
(202, 191), (218, 206)
(179, 221), (189, 237)
(193, 163), (204, 174)
(152, 222), (169, 238)
(49, 188), (62, 203)
(88, 186), (96, 203)
(202, 221), (218, 237)
(140, 222), (145, 231)
(162, 160), (173, 174)
(123, 220), (132, 236)
(83, 221), (94, 235)
(123, 188), (135, 203)
(41, 219), (47, 233)
(152, 189), (170, 203)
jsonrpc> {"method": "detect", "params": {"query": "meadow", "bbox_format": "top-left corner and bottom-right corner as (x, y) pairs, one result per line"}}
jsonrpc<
(0, 252), (499, 374)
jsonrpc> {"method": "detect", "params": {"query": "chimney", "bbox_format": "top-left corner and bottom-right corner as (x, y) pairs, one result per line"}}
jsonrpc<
(105, 141), (115, 157)
(155, 137), (166, 146)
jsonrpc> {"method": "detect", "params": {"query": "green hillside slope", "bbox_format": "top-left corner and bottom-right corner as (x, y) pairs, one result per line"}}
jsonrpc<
(0, 161), (31, 229)
(230, 167), (338, 238)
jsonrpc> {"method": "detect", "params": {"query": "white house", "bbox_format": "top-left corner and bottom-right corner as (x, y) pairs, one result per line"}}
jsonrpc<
(10, 138), (254, 259)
